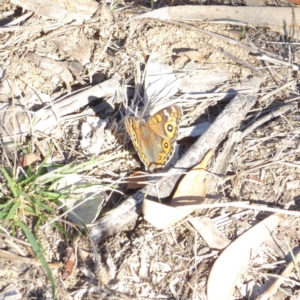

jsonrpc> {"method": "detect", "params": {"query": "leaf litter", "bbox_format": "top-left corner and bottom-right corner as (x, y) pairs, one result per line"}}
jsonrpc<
(0, 0), (300, 299)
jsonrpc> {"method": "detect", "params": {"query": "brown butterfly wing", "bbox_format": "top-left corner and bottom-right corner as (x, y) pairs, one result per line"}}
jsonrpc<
(146, 105), (182, 142)
(125, 117), (160, 169)
(146, 105), (182, 170)
(125, 106), (182, 171)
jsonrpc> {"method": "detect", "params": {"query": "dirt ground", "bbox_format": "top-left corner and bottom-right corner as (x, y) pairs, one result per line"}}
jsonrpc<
(1, 0), (300, 299)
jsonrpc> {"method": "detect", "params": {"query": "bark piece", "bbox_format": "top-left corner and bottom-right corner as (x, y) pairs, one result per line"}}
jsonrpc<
(0, 76), (122, 161)
(11, 0), (98, 22)
(136, 6), (300, 34)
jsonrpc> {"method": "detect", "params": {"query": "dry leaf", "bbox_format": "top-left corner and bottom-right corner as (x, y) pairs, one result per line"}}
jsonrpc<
(25, 52), (73, 92)
(100, 3), (115, 22)
(19, 153), (40, 167)
(52, 29), (92, 66)
(136, 6), (300, 35)
(179, 50), (205, 61)
(189, 217), (230, 250)
(144, 52), (179, 100)
(11, 0), (98, 22)
(142, 200), (191, 229)
(66, 61), (85, 84)
(174, 55), (189, 69)
(143, 150), (214, 229)
(175, 50), (204, 69)
(125, 172), (147, 192)
(171, 149), (214, 207)
(62, 247), (75, 279)
(207, 214), (283, 300)
(286, 0), (300, 4)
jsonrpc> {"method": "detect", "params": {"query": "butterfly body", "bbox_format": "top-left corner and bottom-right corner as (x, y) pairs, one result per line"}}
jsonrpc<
(125, 105), (182, 171)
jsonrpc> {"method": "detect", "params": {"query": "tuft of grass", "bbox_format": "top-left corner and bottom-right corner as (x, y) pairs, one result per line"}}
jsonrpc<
(0, 149), (127, 299)
(0, 164), (58, 297)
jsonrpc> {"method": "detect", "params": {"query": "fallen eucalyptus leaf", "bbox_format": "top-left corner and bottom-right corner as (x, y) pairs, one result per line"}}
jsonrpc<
(171, 149), (214, 207)
(54, 174), (106, 225)
(142, 200), (189, 229)
(143, 150), (214, 228)
(207, 214), (283, 300)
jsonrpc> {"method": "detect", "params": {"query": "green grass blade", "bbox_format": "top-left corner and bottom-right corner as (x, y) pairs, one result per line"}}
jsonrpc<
(19, 146), (53, 188)
(16, 221), (56, 298)
(21, 204), (36, 215)
(4, 200), (20, 223)
(18, 190), (34, 203)
(19, 174), (36, 188)
(0, 211), (8, 219)
(0, 168), (18, 198)
(0, 202), (13, 209)
(35, 193), (41, 215)
(31, 145), (53, 182)
(40, 191), (64, 200)
(39, 191), (66, 203)
(0, 202), (14, 220)
(38, 201), (55, 213)
(51, 222), (72, 241)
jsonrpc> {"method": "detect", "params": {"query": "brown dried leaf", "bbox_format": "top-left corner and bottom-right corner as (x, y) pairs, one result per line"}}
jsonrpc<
(286, 0), (300, 4)
(25, 52), (73, 92)
(62, 247), (75, 279)
(19, 153), (40, 167)
(178, 50), (205, 62)
(52, 29), (92, 65)
(174, 55), (189, 69)
(66, 61), (85, 85)
(100, 3), (115, 22)
(189, 217), (230, 249)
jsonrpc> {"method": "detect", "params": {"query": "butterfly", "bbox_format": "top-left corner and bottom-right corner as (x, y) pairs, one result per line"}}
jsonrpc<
(125, 105), (182, 171)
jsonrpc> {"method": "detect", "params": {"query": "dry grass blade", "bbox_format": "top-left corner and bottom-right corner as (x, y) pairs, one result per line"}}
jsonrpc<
(0, 249), (62, 268)
(257, 247), (300, 300)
